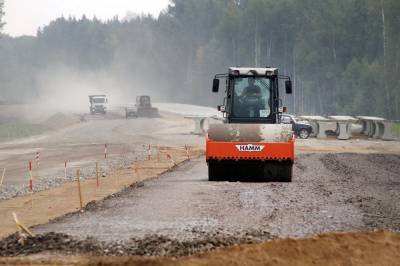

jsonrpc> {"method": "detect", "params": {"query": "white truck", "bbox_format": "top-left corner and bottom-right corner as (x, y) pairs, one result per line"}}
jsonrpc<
(89, 95), (108, 115)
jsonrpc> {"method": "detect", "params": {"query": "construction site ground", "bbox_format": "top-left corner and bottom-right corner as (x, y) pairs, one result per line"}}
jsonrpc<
(0, 105), (399, 265)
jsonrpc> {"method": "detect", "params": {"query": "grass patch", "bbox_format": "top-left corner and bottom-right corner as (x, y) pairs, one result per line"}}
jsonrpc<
(0, 122), (48, 141)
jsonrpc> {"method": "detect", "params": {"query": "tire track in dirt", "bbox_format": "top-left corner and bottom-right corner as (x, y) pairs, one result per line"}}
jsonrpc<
(320, 153), (400, 232)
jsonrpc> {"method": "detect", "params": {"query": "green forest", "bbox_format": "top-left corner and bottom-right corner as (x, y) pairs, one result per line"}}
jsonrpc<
(0, 0), (399, 119)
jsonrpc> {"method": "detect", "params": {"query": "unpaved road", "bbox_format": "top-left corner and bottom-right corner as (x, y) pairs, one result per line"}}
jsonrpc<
(1, 104), (400, 258)
(0, 109), (202, 198)
(34, 152), (400, 242)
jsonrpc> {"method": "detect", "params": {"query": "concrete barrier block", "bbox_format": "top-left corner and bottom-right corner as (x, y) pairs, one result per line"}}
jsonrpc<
(380, 121), (396, 141)
(317, 121), (337, 139)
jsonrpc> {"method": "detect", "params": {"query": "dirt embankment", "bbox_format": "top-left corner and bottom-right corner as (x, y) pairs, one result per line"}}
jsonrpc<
(0, 231), (399, 265)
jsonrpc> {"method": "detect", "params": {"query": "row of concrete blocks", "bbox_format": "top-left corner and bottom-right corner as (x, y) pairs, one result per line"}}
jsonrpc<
(299, 116), (396, 140)
(184, 115), (397, 141)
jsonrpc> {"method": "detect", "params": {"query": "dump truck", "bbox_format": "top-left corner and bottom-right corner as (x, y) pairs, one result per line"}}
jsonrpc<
(89, 95), (108, 115)
(135, 95), (159, 117)
(206, 67), (294, 182)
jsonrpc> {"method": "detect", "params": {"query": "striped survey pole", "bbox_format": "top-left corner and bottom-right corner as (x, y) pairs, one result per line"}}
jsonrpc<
(104, 144), (108, 177)
(28, 161), (33, 192)
(29, 161), (33, 208)
(35, 151), (40, 179)
(147, 144), (151, 160)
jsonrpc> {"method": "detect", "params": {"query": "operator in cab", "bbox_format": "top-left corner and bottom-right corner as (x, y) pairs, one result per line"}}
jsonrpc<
(234, 77), (270, 118)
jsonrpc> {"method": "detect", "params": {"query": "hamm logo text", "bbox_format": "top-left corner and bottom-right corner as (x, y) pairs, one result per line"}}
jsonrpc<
(235, 144), (265, 152)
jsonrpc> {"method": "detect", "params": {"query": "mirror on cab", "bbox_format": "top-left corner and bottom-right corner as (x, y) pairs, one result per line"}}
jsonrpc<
(285, 80), (292, 94)
(217, 105), (226, 112)
(212, 78), (220, 93)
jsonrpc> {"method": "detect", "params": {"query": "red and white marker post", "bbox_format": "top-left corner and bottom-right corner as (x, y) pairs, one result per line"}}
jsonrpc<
(104, 144), (108, 177)
(28, 161), (33, 192)
(35, 151), (40, 179)
(147, 144), (151, 161)
(28, 161), (33, 208)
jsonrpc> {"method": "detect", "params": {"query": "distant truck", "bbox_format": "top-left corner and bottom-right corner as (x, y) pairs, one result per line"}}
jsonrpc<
(125, 103), (138, 118)
(89, 95), (108, 115)
(125, 95), (159, 118)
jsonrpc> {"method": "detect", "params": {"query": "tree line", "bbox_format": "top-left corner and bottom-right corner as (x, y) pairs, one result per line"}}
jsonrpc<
(0, 0), (399, 119)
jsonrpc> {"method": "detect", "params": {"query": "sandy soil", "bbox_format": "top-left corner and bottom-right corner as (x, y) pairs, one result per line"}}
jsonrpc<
(1, 231), (399, 265)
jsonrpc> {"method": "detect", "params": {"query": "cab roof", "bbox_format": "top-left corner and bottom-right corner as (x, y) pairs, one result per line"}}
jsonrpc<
(229, 67), (278, 76)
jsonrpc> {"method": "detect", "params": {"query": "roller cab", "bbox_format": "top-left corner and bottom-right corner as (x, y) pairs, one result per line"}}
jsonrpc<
(207, 67), (294, 181)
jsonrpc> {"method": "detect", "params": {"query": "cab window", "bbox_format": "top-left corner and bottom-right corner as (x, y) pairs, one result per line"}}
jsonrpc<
(232, 77), (271, 118)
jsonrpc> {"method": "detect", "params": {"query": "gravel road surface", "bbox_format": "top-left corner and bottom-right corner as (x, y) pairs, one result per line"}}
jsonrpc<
(34, 153), (400, 242)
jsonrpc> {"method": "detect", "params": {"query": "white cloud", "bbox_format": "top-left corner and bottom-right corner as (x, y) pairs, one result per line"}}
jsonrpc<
(3, 0), (170, 36)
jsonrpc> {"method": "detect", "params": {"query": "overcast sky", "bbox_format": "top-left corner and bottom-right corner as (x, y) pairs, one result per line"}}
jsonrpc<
(3, 0), (170, 37)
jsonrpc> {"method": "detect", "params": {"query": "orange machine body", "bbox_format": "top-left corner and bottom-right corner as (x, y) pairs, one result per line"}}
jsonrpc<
(206, 135), (295, 162)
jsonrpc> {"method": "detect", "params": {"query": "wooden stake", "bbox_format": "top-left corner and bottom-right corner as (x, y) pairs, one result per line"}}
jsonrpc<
(96, 162), (99, 187)
(64, 161), (67, 180)
(0, 167), (6, 189)
(12, 212), (35, 237)
(76, 169), (83, 210)
(166, 153), (177, 167)
(185, 145), (190, 160)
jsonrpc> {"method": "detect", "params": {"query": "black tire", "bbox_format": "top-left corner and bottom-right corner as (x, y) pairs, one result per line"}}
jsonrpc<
(278, 164), (292, 182)
(263, 161), (292, 182)
(208, 162), (225, 181)
(298, 128), (310, 139)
